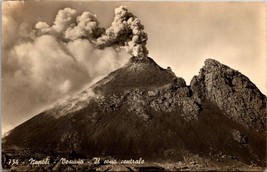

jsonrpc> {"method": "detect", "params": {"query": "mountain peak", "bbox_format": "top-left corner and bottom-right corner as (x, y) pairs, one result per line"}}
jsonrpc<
(202, 58), (233, 74)
(191, 59), (266, 132)
(125, 56), (162, 71)
(129, 56), (154, 63)
(92, 56), (180, 95)
(204, 58), (221, 67)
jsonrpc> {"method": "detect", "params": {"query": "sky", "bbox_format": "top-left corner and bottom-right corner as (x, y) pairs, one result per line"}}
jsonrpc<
(2, 1), (266, 135)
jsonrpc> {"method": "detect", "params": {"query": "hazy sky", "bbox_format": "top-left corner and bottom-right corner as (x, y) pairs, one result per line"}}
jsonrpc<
(2, 1), (266, 135)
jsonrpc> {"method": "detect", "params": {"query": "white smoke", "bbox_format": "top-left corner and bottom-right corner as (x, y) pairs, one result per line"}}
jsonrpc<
(35, 8), (78, 36)
(65, 11), (103, 41)
(3, 4), (140, 134)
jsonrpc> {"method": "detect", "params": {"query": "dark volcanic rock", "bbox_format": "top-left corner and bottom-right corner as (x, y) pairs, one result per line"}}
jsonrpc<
(2, 57), (266, 168)
(190, 59), (266, 132)
(92, 57), (179, 94)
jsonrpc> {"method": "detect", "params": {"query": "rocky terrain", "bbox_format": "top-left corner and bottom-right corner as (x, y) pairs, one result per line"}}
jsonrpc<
(2, 57), (266, 171)
(191, 59), (266, 132)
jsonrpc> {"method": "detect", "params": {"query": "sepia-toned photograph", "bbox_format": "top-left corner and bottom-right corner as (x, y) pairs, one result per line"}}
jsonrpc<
(2, 1), (266, 171)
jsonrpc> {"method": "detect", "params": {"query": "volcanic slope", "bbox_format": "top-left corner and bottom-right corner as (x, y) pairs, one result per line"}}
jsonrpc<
(3, 57), (266, 166)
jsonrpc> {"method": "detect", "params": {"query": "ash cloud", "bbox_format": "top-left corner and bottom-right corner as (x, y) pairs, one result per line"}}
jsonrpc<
(3, 4), (146, 134)
(35, 6), (148, 58)
(95, 6), (148, 58)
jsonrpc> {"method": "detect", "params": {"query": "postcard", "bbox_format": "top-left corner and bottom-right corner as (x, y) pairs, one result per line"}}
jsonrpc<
(2, 1), (266, 171)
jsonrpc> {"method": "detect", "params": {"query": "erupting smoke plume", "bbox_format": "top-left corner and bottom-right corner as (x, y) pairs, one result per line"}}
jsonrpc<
(95, 6), (148, 58)
(3, 4), (148, 134)
(35, 6), (149, 58)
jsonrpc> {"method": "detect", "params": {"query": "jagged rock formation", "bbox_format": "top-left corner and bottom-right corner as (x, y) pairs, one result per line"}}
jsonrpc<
(2, 57), (266, 168)
(191, 59), (266, 132)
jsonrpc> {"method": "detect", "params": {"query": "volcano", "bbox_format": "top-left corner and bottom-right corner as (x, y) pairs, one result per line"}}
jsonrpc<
(2, 57), (266, 170)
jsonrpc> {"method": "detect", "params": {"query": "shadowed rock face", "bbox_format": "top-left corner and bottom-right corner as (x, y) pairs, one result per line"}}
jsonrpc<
(2, 57), (266, 166)
(191, 59), (266, 132)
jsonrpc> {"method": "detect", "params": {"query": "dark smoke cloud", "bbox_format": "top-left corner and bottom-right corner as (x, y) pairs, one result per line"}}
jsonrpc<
(95, 6), (148, 58)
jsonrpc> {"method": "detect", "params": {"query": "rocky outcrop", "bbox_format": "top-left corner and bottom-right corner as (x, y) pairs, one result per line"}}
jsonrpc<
(190, 59), (266, 132)
(97, 76), (200, 123)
